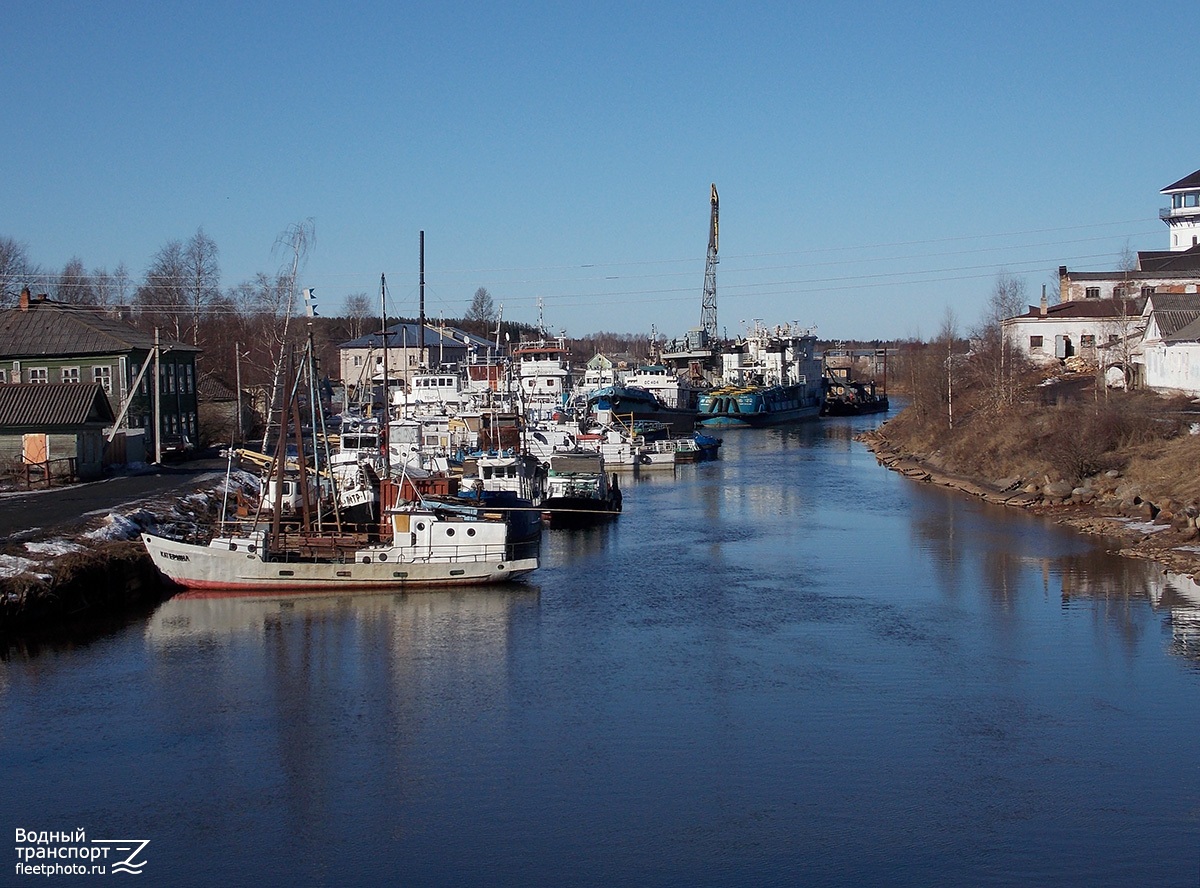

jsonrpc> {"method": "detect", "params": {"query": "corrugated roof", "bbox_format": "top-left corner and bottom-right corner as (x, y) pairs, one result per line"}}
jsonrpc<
(1164, 316), (1200, 343)
(0, 383), (115, 428)
(0, 298), (198, 358)
(1145, 292), (1200, 312)
(1162, 169), (1200, 192)
(1151, 309), (1200, 338)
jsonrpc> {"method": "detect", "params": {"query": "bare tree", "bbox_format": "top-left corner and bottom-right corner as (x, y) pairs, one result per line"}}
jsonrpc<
(112, 262), (131, 306)
(466, 287), (496, 326)
(262, 219), (316, 449)
(344, 291), (373, 339)
(135, 239), (187, 340)
(183, 227), (221, 346)
(973, 269), (1030, 408)
(0, 237), (39, 306)
(939, 307), (958, 430)
(92, 267), (113, 307)
(55, 257), (97, 304)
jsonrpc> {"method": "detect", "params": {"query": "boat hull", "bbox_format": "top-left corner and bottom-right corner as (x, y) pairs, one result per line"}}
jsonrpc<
(142, 532), (537, 592)
(541, 497), (621, 528)
(698, 383), (823, 427)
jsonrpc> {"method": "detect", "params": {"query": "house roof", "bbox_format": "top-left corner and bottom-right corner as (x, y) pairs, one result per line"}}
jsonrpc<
(1143, 292), (1200, 313)
(0, 298), (198, 359)
(197, 374), (238, 401)
(1164, 316), (1200, 343)
(1013, 298), (1143, 320)
(1151, 310), (1200, 339)
(1138, 245), (1200, 273)
(1162, 168), (1200, 192)
(338, 323), (495, 351)
(0, 383), (115, 428)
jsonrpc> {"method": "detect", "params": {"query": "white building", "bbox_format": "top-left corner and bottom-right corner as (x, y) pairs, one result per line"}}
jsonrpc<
(1058, 167), (1200, 303)
(1003, 297), (1144, 366)
(1161, 168), (1200, 252)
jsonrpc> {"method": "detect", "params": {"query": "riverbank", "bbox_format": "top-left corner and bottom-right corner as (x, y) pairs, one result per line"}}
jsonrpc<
(0, 472), (238, 642)
(860, 389), (1200, 579)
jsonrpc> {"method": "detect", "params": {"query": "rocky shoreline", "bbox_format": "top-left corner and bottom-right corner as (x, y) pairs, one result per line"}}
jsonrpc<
(859, 428), (1200, 580)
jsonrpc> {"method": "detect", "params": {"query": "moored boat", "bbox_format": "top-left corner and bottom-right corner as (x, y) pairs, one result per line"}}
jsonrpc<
(142, 499), (539, 592)
(541, 450), (622, 528)
(698, 322), (824, 427)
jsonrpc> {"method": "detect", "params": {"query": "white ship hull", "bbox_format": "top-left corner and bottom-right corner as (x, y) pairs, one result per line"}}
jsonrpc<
(143, 530), (538, 592)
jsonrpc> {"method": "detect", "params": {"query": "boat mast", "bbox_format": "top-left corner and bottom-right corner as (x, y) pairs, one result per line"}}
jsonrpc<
(700, 184), (719, 342)
(380, 273), (391, 479)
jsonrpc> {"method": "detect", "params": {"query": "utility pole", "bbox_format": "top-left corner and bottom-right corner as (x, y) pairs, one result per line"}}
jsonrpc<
(154, 327), (162, 464)
(235, 342), (244, 443)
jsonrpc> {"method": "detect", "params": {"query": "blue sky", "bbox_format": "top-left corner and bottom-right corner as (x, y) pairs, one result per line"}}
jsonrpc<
(2, 1), (1192, 340)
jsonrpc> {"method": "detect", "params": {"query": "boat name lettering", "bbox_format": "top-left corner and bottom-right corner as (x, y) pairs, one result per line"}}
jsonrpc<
(160, 551), (190, 562)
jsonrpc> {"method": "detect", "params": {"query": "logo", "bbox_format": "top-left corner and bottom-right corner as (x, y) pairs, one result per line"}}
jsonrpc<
(14, 829), (150, 877)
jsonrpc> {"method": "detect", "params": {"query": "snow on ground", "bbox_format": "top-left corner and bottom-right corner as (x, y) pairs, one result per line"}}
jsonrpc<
(85, 510), (156, 542)
(0, 554), (41, 578)
(1106, 517), (1173, 535)
(24, 540), (85, 556)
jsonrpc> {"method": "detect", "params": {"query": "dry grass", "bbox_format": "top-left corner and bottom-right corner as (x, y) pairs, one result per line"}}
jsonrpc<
(879, 364), (1200, 501)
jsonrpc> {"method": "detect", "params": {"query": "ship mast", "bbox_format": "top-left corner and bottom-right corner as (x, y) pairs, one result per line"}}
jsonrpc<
(699, 183), (719, 342)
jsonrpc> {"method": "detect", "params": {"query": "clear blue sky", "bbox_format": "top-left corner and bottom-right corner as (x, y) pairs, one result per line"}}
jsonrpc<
(2, 1), (1193, 341)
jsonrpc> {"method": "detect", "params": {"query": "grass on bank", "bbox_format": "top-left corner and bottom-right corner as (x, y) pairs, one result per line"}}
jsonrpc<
(880, 356), (1200, 509)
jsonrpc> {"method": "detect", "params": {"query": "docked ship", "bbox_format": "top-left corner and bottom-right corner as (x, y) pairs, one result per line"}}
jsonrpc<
(698, 322), (824, 427)
(586, 384), (697, 434)
(142, 491), (540, 592)
(541, 450), (622, 528)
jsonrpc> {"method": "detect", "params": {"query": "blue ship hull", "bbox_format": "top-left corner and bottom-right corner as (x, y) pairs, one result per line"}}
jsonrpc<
(697, 383), (824, 427)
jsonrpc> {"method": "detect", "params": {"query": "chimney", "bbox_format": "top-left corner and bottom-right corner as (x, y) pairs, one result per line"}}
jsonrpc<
(1040, 284), (1048, 317)
(19, 286), (30, 311)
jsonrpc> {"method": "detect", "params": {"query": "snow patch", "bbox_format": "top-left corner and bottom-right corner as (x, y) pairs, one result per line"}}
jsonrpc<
(0, 554), (40, 578)
(24, 540), (85, 556)
(85, 510), (154, 541)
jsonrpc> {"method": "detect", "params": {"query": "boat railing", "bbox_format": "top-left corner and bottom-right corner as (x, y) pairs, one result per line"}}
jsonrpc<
(262, 535), (535, 565)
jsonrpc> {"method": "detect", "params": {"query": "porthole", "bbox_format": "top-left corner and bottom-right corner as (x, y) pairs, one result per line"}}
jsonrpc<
(466, 528), (476, 537)
(446, 528), (455, 537)
(416, 522), (426, 531)
(379, 552), (387, 561)
(362, 556), (371, 564)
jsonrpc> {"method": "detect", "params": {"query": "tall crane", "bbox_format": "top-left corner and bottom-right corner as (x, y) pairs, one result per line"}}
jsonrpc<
(699, 184), (719, 342)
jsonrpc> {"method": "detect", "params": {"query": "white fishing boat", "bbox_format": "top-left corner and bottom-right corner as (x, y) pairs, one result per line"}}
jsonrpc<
(142, 499), (539, 592)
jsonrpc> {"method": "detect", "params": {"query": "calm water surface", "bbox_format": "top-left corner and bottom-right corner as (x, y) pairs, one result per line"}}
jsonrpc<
(3, 415), (1199, 887)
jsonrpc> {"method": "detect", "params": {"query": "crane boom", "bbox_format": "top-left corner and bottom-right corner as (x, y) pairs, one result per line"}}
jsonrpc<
(700, 184), (719, 341)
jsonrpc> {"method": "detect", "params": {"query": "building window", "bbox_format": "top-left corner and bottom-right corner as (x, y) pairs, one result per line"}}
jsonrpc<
(353, 355), (362, 367)
(0, 369), (6, 384)
(1085, 287), (1100, 299)
(1108, 334), (1119, 344)
(29, 368), (48, 384)
(185, 364), (194, 394)
(1141, 286), (1156, 297)
(1029, 336), (1044, 351)
(61, 367), (80, 383)
(93, 366), (112, 392)
(1081, 334), (1095, 347)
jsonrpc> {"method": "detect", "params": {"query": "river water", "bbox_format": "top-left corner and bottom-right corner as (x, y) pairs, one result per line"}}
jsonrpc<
(3, 413), (1199, 887)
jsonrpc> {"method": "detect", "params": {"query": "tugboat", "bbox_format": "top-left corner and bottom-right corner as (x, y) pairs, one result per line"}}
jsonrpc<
(820, 365), (889, 416)
(541, 450), (622, 528)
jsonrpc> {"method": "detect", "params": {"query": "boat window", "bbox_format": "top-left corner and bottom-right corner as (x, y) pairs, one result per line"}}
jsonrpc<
(467, 528), (476, 537)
